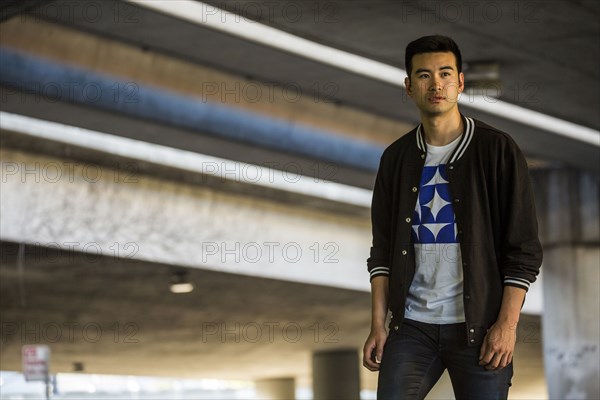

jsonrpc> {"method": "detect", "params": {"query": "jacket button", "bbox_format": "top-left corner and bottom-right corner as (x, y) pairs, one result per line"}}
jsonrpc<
(402, 250), (408, 255)
(454, 198), (460, 203)
(421, 154), (425, 159)
(465, 295), (471, 300)
(469, 328), (475, 333)
(412, 186), (418, 192)
(469, 338), (475, 343)
(394, 325), (399, 331)
(449, 165), (454, 170)
(405, 217), (411, 223)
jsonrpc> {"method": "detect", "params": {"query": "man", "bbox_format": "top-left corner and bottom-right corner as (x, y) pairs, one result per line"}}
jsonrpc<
(362, 35), (543, 399)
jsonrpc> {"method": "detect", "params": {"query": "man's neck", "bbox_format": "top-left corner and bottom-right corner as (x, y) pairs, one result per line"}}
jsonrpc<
(420, 110), (464, 146)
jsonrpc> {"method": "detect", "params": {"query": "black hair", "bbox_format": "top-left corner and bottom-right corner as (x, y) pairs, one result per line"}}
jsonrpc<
(405, 35), (462, 78)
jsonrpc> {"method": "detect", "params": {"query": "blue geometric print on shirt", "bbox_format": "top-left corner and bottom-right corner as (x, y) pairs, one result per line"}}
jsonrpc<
(412, 164), (458, 244)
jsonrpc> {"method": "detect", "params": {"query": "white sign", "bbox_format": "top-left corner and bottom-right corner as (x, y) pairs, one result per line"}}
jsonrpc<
(22, 345), (50, 382)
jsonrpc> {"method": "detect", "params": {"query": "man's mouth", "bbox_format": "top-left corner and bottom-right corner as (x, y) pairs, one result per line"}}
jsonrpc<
(429, 96), (445, 102)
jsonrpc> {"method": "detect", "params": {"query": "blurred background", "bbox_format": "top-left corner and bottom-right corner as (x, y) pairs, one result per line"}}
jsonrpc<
(0, 1), (598, 399)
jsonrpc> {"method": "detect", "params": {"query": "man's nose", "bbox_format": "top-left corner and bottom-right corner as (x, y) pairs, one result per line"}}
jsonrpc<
(429, 78), (442, 91)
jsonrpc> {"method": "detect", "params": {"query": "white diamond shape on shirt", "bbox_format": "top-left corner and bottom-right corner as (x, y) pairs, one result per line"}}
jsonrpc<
(423, 188), (451, 221)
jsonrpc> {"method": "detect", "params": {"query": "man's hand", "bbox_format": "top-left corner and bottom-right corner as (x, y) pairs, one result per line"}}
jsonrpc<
(362, 327), (388, 371)
(478, 320), (517, 370)
(479, 285), (526, 370)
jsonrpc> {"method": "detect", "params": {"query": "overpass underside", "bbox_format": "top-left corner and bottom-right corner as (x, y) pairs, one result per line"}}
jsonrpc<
(1, 1), (599, 398)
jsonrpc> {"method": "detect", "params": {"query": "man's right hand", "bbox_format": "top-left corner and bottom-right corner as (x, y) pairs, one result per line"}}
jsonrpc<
(362, 327), (388, 371)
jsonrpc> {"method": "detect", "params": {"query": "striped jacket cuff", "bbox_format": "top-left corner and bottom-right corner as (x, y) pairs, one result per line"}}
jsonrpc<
(369, 266), (390, 281)
(503, 276), (531, 291)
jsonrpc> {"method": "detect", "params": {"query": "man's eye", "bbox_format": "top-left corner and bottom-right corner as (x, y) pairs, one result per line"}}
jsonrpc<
(419, 74), (429, 79)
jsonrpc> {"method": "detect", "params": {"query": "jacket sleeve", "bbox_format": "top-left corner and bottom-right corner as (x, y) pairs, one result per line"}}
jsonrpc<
(498, 137), (543, 291)
(367, 151), (393, 281)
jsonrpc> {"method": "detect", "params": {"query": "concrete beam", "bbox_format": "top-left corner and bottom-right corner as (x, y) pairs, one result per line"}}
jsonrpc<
(0, 48), (384, 173)
(0, 16), (409, 146)
(0, 143), (372, 292)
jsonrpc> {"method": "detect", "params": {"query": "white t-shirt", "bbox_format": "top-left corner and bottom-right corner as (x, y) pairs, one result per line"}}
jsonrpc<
(404, 134), (465, 324)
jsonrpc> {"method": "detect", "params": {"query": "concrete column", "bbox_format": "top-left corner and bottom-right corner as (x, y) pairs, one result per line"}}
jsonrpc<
(532, 168), (600, 399)
(312, 349), (360, 400)
(255, 377), (295, 400)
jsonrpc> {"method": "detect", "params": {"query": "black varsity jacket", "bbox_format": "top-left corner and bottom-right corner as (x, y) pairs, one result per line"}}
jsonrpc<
(366, 114), (543, 346)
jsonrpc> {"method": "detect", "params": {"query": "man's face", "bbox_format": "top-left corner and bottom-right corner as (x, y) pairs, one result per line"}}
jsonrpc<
(404, 52), (464, 117)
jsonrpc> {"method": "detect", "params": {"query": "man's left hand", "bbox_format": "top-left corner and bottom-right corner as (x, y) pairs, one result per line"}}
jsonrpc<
(478, 320), (517, 370)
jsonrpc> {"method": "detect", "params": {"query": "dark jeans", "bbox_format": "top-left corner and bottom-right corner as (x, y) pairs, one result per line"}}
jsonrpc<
(377, 318), (513, 400)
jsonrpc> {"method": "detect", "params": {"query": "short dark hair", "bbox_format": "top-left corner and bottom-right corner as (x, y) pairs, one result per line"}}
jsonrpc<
(405, 35), (462, 78)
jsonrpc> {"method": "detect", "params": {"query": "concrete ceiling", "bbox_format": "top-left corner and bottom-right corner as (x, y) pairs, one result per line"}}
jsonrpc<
(31, 0), (600, 130)
(0, 241), (376, 388)
(0, 241), (544, 392)
(200, 0), (600, 130)
(5, 0), (597, 174)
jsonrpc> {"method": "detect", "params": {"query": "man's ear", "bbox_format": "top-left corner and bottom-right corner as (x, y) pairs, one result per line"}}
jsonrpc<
(405, 77), (412, 96)
(458, 72), (465, 93)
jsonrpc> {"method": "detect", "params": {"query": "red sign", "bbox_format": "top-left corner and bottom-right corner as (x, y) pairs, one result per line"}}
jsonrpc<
(22, 345), (50, 382)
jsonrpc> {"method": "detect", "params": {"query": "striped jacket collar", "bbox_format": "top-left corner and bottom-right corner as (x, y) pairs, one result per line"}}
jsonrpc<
(416, 115), (475, 163)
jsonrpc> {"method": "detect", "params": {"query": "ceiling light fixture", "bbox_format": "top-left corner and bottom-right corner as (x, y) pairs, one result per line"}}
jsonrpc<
(169, 270), (194, 294)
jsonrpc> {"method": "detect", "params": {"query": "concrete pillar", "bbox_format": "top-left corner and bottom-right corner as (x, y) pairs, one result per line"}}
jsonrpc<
(255, 377), (295, 400)
(312, 349), (360, 400)
(532, 168), (600, 399)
